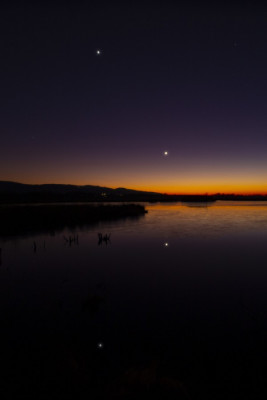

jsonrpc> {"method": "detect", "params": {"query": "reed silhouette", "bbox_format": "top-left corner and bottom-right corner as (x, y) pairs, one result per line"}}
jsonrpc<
(98, 233), (111, 245)
(0, 204), (146, 237)
(64, 234), (79, 246)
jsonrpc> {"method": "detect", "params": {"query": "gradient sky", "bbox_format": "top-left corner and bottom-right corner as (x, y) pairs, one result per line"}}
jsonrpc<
(1, 1), (267, 194)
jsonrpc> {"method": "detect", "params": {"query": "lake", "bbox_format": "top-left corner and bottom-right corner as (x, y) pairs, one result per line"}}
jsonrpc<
(1, 201), (267, 399)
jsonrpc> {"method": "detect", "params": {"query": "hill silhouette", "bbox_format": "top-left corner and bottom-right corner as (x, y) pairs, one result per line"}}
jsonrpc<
(1, 181), (267, 203)
(0, 181), (164, 203)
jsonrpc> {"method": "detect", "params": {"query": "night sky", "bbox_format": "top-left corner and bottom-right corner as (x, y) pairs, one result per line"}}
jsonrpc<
(1, 1), (267, 194)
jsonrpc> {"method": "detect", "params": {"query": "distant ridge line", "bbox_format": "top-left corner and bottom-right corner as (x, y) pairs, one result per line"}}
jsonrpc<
(0, 181), (160, 195)
(0, 181), (267, 203)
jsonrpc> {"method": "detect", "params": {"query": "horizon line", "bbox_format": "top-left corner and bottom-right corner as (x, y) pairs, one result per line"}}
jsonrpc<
(1, 180), (267, 197)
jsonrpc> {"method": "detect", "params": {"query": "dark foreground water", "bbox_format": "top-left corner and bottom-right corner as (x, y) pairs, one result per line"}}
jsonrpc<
(1, 201), (267, 399)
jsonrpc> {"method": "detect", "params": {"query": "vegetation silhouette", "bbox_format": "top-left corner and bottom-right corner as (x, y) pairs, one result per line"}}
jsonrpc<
(63, 234), (79, 246)
(2, 181), (267, 203)
(98, 232), (111, 245)
(0, 204), (147, 237)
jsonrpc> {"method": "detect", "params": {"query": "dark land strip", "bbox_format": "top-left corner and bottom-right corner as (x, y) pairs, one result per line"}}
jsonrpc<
(0, 204), (147, 237)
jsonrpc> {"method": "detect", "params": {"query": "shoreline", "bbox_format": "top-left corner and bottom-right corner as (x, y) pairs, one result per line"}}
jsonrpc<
(0, 203), (147, 237)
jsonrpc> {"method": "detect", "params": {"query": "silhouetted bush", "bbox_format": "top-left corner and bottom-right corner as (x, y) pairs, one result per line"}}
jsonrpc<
(0, 204), (147, 237)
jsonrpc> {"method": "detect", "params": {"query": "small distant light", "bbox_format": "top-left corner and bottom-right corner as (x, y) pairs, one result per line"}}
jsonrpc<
(164, 151), (168, 156)
(164, 242), (169, 247)
(96, 49), (101, 55)
(97, 342), (103, 349)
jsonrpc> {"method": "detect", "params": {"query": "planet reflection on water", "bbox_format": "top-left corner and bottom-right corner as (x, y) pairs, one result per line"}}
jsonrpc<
(0, 201), (267, 398)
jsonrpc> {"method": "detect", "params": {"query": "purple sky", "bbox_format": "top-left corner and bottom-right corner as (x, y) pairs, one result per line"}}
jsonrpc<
(1, 1), (267, 193)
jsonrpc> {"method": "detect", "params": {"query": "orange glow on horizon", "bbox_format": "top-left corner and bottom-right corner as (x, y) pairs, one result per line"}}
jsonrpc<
(3, 175), (267, 196)
(129, 184), (267, 196)
(24, 182), (267, 196)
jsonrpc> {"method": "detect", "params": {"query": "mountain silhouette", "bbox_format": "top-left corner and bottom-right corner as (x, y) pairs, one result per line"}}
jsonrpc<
(0, 181), (164, 203)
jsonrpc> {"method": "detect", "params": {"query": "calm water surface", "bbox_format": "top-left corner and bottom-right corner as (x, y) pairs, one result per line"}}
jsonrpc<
(1, 201), (267, 398)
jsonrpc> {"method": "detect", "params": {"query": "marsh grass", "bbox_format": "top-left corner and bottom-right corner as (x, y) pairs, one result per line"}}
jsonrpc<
(0, 204), (147, 237)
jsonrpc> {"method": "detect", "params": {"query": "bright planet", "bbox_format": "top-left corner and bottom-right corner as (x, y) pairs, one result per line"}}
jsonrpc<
(1, 3), (267, 399)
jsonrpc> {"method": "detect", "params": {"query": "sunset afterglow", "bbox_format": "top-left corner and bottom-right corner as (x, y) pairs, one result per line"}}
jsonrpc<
(1, 3), (267, 195)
